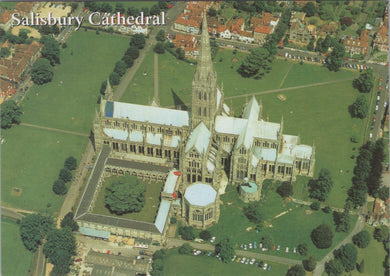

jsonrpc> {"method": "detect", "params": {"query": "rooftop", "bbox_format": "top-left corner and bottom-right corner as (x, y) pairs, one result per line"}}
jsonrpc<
(184, 183), (217, 206)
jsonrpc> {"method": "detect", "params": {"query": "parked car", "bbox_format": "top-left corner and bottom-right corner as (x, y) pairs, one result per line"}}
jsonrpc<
(277, 245), (280, 251)
(378, 86), (382, 91)
(263, 263), (268, 270)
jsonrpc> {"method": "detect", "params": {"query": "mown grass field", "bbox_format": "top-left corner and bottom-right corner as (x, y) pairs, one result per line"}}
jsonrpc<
(207, 186), (357, 261)
(93, 175), (164, 222)
(351, 226), (387, 276)
(1, 126), (87, 212)
(1, 218), (34, 276)
(2, 31), (129, 212)
(21, 31), (129, 133)
(162, 248), (288, 276)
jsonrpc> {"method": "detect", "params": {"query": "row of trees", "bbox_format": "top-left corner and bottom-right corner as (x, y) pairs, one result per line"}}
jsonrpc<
(52, 156), (77, 195)
(99, 34), (143, 102)
(31, 36), (61, 85)
(20, 212), (78, 274)
(350, 69), (374, 119)
(347, 139), (386, 207)
(0, 28), (34, 45)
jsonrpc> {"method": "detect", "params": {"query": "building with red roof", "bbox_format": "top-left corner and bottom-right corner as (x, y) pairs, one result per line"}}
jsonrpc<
(373, 24), (389, 52)
(172, 34), (199, 57)
(0, 10), (13, 31)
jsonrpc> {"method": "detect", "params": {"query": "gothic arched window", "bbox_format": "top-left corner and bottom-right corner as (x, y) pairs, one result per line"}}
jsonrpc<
(198, 107), (201, 115)
(199, 92), (202, 100)
(204, 93), (207, 100)
(203, 107), (207, 116)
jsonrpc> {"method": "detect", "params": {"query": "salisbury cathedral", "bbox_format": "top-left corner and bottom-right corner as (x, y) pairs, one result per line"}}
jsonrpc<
(75, 14), (315, 241)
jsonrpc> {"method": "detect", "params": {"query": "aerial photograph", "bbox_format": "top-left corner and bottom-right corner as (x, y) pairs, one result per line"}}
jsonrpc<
(0, 1), (388, 275)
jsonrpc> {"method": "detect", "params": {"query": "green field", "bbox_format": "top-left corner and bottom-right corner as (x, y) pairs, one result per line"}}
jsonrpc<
(93, 175), (164, 222)
(208, 186), (357, 261)
(351, 226), (387, 276)
(21, 31), (129, 133)
(1, 218), (34, 276)
(2, 31), (129, 212)
(1, 126), (87, 212)
(163, 248), (288, 276)
(0, 1), (17, 9)
(108, 1), (158, 10)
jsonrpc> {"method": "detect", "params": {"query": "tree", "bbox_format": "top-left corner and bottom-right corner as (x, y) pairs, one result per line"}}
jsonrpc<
(150, 4), (161, 15)
(64, 156), (77, 170)
(215, 237), (235, 263)
(0, 47), (10, 58)
(309, 168), (334, 201)
(373, 225), (389, 242)
(156, 30), (166, 42)
(311, 224), (333, 249)
(114, 60), (127, 77)
(277, 181), (293, 198)
(298, 243), (308, 256)
(353, 69), (374, 93)
(31, 58), (54, 85)
(325, 258), (344, 276)
(333, 207), (350, 233)
(352, 230), (370, 248)
(307, 37), (315, 51)
(323, 206), (332, 213)
(41, 38), (60, 66)
(357, 259), (365, 273)
(1, 100), (22, 129)
(260, 235), (273, 250)
(178, 226), (195, 240)
(170, 217), (177, 224)
(378, 186), (389, 201)
(238, 48), (272, 79)
(207, 7), (217, 16)
(243, 201), (264, 229)
(286, 264), (306, 276)
(60, 212), (79, 231)
(70, 3), (78, 12)
(367, 139), (385, 196)
(303, 2), (317, 17)
(340, 17), (353, 26)
(325, 42), (345, 72)
(152, 258), (164, 274)
(130, 34), (146, 49)
(122, 55), (134, 68)
(43, 228), (76, 275)
(109, 72), (121, 86)
(178, 243), (192, 254)
(310, 201), (320, 210)
(153, 249), (167, 261)
(105, 176), (145, 215)
(20, 214), (53, 252)
(199, 230), (211, 241)
(158, 1), (168, 10)
(115, 3), (125, 14)
(154, 42), (165, 54)
(176, 47), (185, 60)
(333, 243), (357, 272)
(59, 168), (72, 183)
(100, 3), (112, 13)
(283, 35), (289, 46)
(52, 179), (67, 195)
(125, 46), (140, 60)
(315, 37), (324, 52)
(303, 256), (316, 272)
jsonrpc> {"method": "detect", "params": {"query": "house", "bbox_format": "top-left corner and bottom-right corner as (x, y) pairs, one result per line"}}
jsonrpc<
(174, 14), (201, 34)
(250, 12), (279, 30)
(228, 18), (245, 40)
(172, 34), (199, 57)
(0, 40), (42, 83)
(218, 25), (231, 39)
(320, 21), (339, 38)
(14, 2), (35, 16)
(373, 25), (389, 52)
(0, 79), (15, 103)
(0, 10), (13, 31)
(289, 11), (306, 26)
(253, 26), (272, 44)
(367, 198), (389, 226)
(343, 29), (370, 55)
(289, 21), (314, 44)
(238, 30), (254, 43)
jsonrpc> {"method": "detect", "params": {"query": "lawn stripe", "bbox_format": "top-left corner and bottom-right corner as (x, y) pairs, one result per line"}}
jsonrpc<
(20, 123), (89, 137)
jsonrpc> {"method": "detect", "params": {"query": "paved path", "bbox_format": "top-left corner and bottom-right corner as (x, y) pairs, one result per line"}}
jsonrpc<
(154, 52), (159, 104)
(20, 123), (89, 137)
(1, 206), (36, 215)
(1, 207), (27, 220)
(57, 141), (95, 227)
(278, 63), (293, 89)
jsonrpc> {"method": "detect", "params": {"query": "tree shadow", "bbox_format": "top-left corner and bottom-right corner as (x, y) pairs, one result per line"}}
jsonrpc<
(171, 89), (188, 111)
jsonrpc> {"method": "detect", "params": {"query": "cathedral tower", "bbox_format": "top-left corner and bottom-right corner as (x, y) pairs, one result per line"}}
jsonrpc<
(191, 13), (219, 130)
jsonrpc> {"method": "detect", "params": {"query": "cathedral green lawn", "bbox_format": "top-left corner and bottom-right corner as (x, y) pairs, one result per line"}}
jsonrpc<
(229, 80), (365, 208)
(93, 175), (164, 223)
(162, 249), (288, 276)
(1, 125), (87, 212)
(21, 31), (129, 133)
(1, 218), (34, 276)
(350, 226), (386, 276)
(208, 186), (357, 261)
